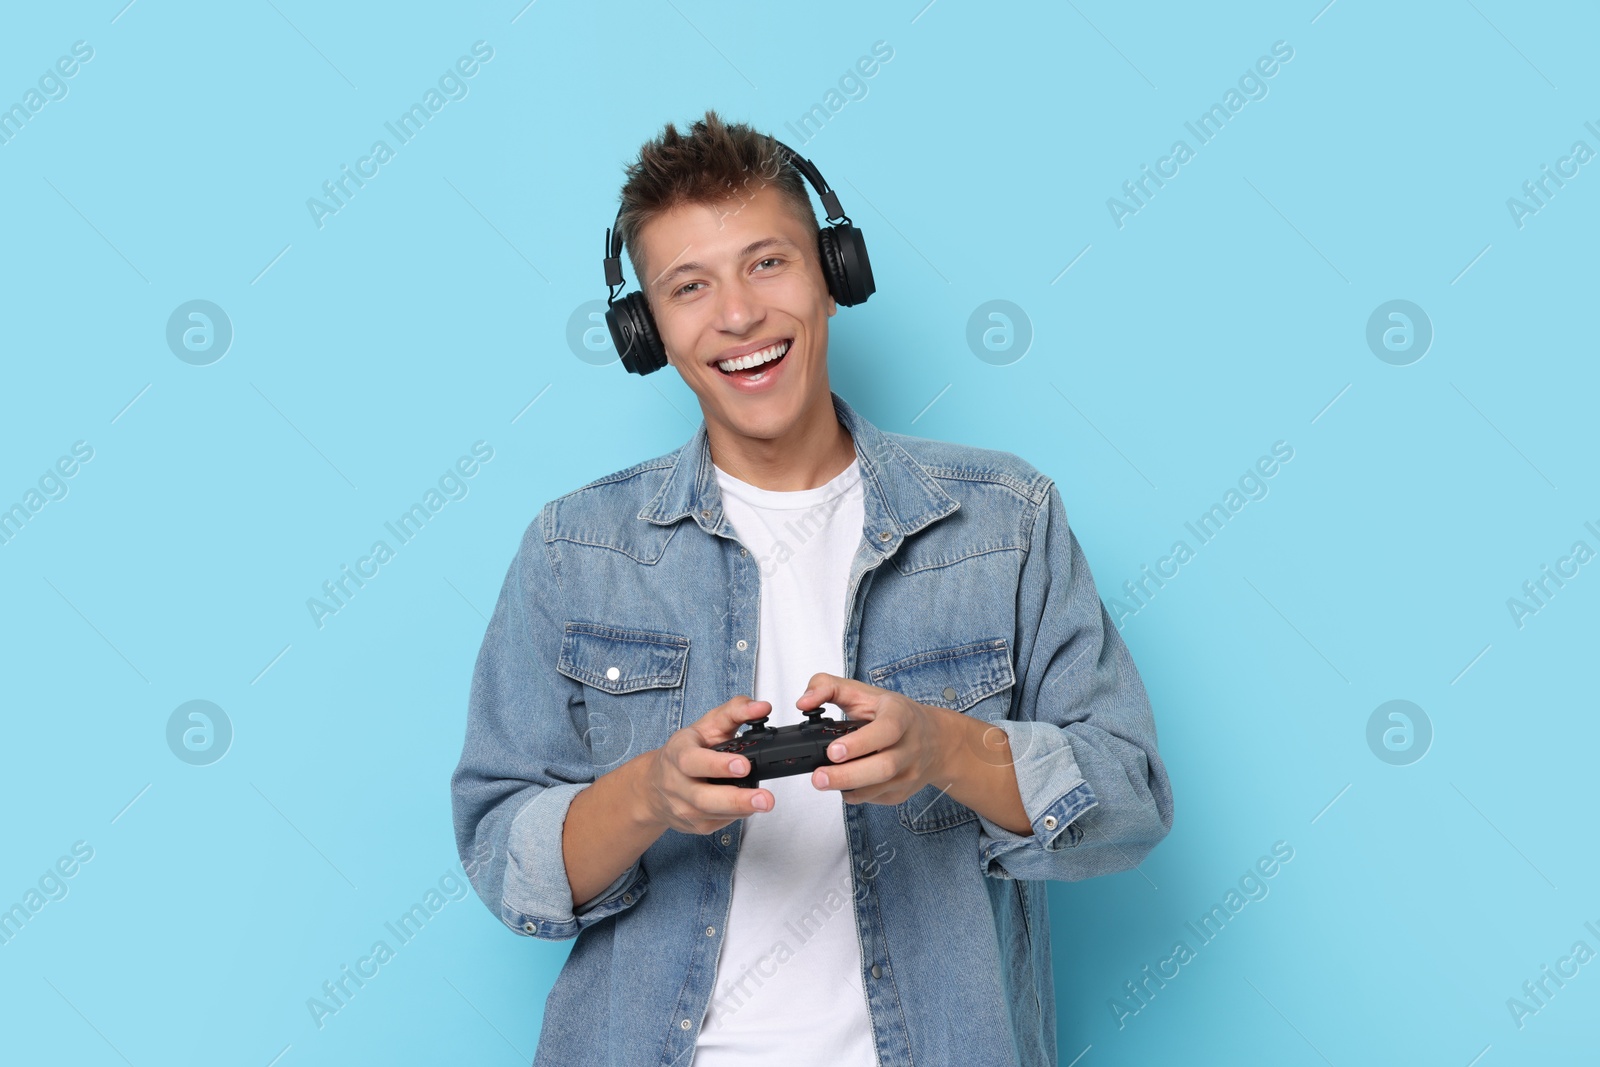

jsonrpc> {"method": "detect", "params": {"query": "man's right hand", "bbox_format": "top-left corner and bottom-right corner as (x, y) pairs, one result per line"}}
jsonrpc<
(640, 696), (776, 835)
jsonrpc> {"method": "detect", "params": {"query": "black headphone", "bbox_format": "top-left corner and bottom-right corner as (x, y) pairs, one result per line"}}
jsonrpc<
(601, 138), (875, 375)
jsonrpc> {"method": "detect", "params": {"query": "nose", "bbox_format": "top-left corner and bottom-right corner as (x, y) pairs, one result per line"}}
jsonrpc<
(713, 275), (763, 333)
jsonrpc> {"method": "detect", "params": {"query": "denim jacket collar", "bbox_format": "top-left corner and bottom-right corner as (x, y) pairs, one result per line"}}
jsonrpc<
(638, 390), (961, 552)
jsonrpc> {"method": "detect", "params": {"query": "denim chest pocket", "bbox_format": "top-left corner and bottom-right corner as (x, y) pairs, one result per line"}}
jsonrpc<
(867, 638), (1016, 834)
(556, 623), (690, 772)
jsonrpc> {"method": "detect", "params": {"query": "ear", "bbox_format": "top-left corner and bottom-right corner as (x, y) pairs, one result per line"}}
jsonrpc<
(827, 293), (837, 318)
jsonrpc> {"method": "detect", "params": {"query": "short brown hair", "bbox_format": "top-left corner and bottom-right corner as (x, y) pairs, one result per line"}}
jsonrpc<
(615, 109), (820, 293)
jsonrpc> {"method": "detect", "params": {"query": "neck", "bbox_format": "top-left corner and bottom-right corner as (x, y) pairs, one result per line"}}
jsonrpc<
(706, 392), (856, 491)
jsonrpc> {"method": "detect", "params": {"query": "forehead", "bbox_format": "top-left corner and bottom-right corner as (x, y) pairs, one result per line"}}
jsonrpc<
(637, 184), (810, 288)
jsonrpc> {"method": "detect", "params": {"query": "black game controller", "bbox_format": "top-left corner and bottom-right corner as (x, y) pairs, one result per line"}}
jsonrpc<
(711, 706), (868, 788)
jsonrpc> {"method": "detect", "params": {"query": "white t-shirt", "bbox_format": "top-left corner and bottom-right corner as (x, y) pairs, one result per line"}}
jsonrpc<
(693, 457), (878, 1067)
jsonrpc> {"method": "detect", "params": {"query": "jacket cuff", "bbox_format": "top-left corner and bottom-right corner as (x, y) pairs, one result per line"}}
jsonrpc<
(975, 719), (1099, 880)
(499, 782), (648, 940)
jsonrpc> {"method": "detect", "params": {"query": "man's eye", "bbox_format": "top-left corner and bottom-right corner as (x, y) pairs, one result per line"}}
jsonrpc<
(755, 257), (782, 271)
(676, 281), (703, 296)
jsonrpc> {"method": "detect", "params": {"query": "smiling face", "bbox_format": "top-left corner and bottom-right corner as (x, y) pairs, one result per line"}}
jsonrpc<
(635, 182), (849, 486)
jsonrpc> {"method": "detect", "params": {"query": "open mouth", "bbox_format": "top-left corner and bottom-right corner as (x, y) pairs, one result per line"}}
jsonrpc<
(715, 340), (791, 378)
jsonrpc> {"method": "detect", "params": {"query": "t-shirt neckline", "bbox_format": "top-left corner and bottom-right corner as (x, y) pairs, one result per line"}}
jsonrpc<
(713, 458), (862, 511)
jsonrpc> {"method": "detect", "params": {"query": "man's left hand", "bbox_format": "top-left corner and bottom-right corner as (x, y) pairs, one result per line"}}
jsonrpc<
(797, 673), (954, 805)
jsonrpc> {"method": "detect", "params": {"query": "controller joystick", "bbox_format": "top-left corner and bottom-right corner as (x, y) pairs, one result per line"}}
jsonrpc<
(711, 703), (868, 790)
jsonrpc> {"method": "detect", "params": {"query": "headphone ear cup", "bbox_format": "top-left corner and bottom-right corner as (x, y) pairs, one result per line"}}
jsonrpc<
(607, 292), (668, 375)
(818, 224), (875, 307)
(817, 227), (849, 306)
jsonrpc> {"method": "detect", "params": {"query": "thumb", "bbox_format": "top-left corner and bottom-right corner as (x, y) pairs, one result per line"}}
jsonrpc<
(702, 697), (769, 744)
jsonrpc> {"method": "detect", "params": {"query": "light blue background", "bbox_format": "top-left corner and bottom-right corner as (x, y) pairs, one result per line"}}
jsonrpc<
(2, 1), (1596, 1064)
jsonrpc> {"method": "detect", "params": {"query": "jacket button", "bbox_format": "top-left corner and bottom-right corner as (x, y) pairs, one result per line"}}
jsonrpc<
(736, 639), (748, 651)
(680, 1018), (692, 1030)
(740, 547), (748, 556)
(1043, 815), (1058, 831)
(942, 687), (957, 702)
(701, 509), (711, 519)
(606, 666), (621, 681)
(622, 893), (633, 904)
(720, 833), (732, 845)
(871, 964), (883, 979)
(878, 531), (891, 541)
(523, 921), (535, 933)
(706, 925), (716, 937)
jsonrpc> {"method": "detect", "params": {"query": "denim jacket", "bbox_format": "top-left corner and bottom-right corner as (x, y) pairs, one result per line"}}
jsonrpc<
(450, 391), (1174, 1067)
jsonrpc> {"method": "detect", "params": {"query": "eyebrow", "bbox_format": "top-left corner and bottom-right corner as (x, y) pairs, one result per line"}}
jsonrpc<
(649, 236), (800, 294)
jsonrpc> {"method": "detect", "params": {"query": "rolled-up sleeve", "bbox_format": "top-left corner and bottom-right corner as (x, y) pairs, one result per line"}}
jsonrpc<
(450, 503), (647, 940)
(977, 480), (1174, 881)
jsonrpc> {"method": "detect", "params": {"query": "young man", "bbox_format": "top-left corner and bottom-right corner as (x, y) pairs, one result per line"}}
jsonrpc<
(451, 111), (1173, 1066)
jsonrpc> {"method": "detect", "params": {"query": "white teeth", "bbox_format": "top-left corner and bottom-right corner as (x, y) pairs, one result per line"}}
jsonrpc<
(716, 341), (789, 374)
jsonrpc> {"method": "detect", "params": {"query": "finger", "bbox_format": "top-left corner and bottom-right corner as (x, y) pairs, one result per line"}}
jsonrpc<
(686, 780), (774, 817)
(691, 697), (770, 746)
(820, 714), (902, 766)
(795, 674), (879, 717)
(813, 750), (897, 795)
(839, 783), (897, 806)
(696, 695), (767, 727)
(837, 767), (920, 806)
(675, 744), (757, 782)
(726, 696), (772, 727)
